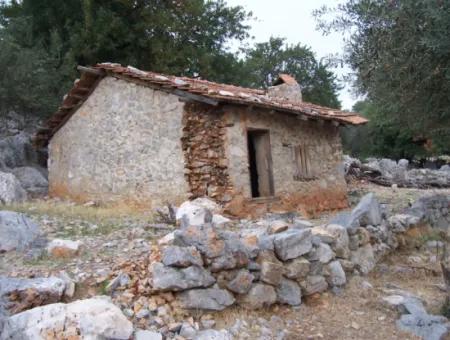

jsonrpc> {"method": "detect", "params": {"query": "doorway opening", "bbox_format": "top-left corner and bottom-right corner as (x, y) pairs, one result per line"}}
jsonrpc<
(247, 129), (274, 198)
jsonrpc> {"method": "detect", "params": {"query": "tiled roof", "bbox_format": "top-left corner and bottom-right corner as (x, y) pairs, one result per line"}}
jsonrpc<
(34, 63), (368, 147)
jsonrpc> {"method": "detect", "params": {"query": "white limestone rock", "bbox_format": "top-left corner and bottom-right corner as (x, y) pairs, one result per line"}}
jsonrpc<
(0, 172), (27, 205)
(1, 296), (133, 340)
(47, 239), (83, 258)
(0, 211), (39, 252)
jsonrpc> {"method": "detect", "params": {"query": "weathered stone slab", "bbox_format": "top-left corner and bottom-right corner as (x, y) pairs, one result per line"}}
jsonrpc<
(350, 244), (376, 275)
(284, 257), (310, 280)
(0, 172), (27, 205)
(179, 288), (235, 311)
(162, 246), (203, 268)
(273, 229), (312, 261)
(301, 275), (328, 296)
(0, 211), (39, 252)
(276, 278), (301, 306)
(226, 269), (254, 294)
(240, 283), (277, 309)
(1, 296), (133, 340)
(151, 263), (215, 291)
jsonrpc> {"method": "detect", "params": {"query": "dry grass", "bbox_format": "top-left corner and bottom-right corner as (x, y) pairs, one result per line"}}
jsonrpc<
(3, 199), (155, 225)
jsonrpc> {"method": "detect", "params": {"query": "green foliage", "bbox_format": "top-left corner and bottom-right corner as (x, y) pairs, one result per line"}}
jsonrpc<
(240, 37), (341, 108)
(341, 100), (427, 159)
(315, 0), (450, 156)
(0, 0), (342, 118)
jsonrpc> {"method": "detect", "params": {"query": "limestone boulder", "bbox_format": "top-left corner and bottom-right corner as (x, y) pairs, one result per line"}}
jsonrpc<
(351, 193), (382, 227)
(1, 296), (133, 340)
(240, 283), (277, 309)
(0, 172), (27, 205)
(0, 211), (39, 252)
(388, 214), (421, 233)
(326, 260), (346, 287)
(194, 329), (233, 340)
(276, 278), (301, 306)
(174, 225), (226, 259)
(396, 314), (450, 340)
(325, 224), (350, 259)
(162, 246), (203, 268)
(151, 263), (215, 291)
(47, 239), (83, 258)
(350, 244), (376, 275)
(179, 288), (235, 311)
(0, 276), (66, 315)
(226, 269), (254, 294)
(260, 260), (284, 286)
(284, 257), (310, 280)
(176, 198), (219, 226)
(135, 329), (163, 340)
(273, 229), (312, 261)
(300, 275), (328, 296)
(308, 243), (335, 264)
(11, 167), (48, 197)
(0, 133), (37, 170)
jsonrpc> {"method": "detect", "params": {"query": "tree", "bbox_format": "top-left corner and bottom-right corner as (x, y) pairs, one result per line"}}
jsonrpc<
(315, 0), (450, 156)
(341, 100), (424, 159)
(0, 0), (252, 116)
(240, 37), (341, 108)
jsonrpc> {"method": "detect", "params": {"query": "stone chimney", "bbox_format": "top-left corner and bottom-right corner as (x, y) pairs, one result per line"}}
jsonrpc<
(267, 74), (302, 102)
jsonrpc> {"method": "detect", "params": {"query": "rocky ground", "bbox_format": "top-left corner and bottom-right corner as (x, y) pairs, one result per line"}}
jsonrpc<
(1, 183), (449, 339)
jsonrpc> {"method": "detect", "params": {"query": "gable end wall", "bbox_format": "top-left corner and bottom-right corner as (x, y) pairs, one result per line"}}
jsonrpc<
(48, 77), (190, 206)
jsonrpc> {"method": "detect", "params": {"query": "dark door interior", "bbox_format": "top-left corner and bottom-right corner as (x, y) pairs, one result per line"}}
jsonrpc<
(247, 129), (274, 198)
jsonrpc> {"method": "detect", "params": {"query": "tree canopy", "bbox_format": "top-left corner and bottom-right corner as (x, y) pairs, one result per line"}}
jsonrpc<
(315, 0), (450, 157)
(0, 0), (342, 117)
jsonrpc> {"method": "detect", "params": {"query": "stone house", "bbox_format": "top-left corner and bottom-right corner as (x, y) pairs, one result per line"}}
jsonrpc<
(34, 63), (367, 216)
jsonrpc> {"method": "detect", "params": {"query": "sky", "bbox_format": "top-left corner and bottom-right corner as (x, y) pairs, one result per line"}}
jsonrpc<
(225, 0), (359, 110)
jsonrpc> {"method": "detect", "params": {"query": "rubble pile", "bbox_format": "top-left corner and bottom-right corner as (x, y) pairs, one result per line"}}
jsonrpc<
(344, 156), (450, 188)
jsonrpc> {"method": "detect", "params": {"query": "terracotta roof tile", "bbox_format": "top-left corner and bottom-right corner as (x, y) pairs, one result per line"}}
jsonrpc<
(34, 63), (368, 147)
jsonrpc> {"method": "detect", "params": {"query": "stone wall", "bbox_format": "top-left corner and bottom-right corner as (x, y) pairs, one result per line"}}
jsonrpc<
(181, 103), (233, 203)
(223, 106), (348, 216)
(48, 77), (190, 207)
(140, 193), (449, 314)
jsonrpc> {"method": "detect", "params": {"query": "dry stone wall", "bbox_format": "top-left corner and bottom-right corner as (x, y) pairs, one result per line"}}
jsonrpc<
(145, 193), (449, 312)
(48, 77), (190, 207)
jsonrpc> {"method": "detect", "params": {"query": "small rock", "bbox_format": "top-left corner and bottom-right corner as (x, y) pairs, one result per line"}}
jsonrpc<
(47, 239), (83, 258)
(136, 309), (150, 319)
(194, 329), (233, 340)
(135, 329), (163, 340)
(269, 220), (289, 234)
(162, 246), (203, 268)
